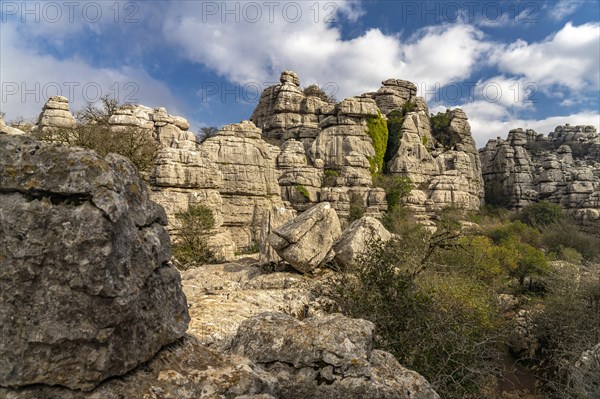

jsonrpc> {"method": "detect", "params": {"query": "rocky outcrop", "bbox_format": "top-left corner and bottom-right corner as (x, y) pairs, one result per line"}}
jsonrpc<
(0, 115), (25, 135)
(251, 72), (483, 224)
(1, 336), (278, 399)
(388, 108), (484, 222)
(367, 78), (417, 115)
(250, 70), (335, 145)
(268, 202), (342, 273)
(480, 125), (600, 219)
(200, 121), (286, 249)
(333, 216), (392, 269)
(31, 95), (76, 133)
(231, 312), (440, 399)
(0, 135), (189, 391)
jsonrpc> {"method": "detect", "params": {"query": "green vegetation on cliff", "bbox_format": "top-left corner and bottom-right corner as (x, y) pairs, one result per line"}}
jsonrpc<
(366, 111), (388, 175)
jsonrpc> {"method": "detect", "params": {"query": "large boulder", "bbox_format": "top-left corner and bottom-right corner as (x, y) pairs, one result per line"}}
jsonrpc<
(0, 135), (190, 391)
(333, 216), (392, 269)
(268, 202), (342, 273)
(1, 335), (278, 399)
(230, 312), (440, 399)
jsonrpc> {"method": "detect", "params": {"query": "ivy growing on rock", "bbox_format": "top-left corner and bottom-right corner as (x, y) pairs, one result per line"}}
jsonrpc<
(366, 111), (388, 176)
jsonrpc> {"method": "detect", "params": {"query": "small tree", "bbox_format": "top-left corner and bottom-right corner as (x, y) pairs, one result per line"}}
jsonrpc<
(303, 84), (337, 103)
(172, 205), (216, 267)
(197, 126), (220, 143)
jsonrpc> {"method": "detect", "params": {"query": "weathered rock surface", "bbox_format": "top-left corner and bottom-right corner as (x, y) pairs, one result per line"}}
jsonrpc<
(250, 70), (335, 145)
(367, 78), (418, 115)
(268, 202), (342, 273)
(31, 95), (76, 133)
(200, 121), (286, 249)
(0, 115), (26, 135)
(181, 260), (326, 350)
(333, 216), (392, 269)
(480, 125), (600, 219)
(0, 335), (278, 399)
(0, 135), (190, 391)
(251, 72), (483, 224)
(231, 312), (440, 399)
(388, 108), (484, 222)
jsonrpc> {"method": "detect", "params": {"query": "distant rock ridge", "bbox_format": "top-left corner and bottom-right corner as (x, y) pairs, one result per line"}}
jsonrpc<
(480, 125), (600, 219)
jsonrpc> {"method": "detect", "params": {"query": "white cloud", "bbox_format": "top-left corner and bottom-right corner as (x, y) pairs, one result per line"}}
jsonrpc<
(490, 22), (600, 91)
(548, 0), (583, 20)
(0, 21), (184, 123)
(162, 1), (491, 99)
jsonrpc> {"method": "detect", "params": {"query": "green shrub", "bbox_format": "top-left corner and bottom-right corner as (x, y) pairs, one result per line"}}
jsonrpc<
(384, 110), (405, 169)
(430, 111), (461, 149)
(348, 193), (366, 222)
(366, 112), (388, 175)
(528, 268), (600, 398)
(331, 236), (503, 398)
(322, 169), (340, 187)
(35, 96), (160, 173)
(541, 222), (600, 261)
(172, 205), (217, 267)
(374, 174), (414, 212)
(519, 201), (563, 229)
(295, 184), (310, 201)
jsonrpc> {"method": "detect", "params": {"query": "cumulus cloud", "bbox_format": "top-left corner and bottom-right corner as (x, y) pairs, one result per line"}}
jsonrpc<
(0, 20), (183, 122)
(162, 1), (491, 99)
(490, 22), (600, 92)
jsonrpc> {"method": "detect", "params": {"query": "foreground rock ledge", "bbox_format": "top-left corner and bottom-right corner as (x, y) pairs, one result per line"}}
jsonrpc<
(0, 135), (190, 391)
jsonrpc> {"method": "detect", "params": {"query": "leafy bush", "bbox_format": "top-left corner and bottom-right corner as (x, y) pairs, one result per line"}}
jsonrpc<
(528, 267), (600, 398)
(331, 235), (503, 398)
(172, 205), (217, 267)
(430, 111), (461, 149)
(541, 222), (600, 261)
(519, 201), (563, 229)
(384, 109), (405, 168)
(348, 192), (366, 222)
(366, 112), (388, 175)
(374, 174), (414, 212)
(322, 169), (340, 187)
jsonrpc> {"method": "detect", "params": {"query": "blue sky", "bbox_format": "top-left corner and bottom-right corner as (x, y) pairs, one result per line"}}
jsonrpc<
(1, 0), (599, 146)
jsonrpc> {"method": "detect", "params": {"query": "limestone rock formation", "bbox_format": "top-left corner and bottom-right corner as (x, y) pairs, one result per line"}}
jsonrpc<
(251, 72), (483, 224)
(480, 125), (600, 219)
(32, 95), (76, 133)
(0, 115), (26, 135)
(231, 312), (440, 399)
(0, 135), (190, 391)
(250, 70), (335, 144)
(367, 78), (417, 115)
(200, 121), (286, 249)
(333, 216), (392, 269)
(0, 335), (278, 399)
(268, 202), (342, 273)
(388, 108), (484, 222)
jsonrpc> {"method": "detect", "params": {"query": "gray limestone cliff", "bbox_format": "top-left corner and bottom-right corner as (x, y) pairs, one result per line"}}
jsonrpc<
(480, 125), (600, 219)
(251, 71), (484, 223)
